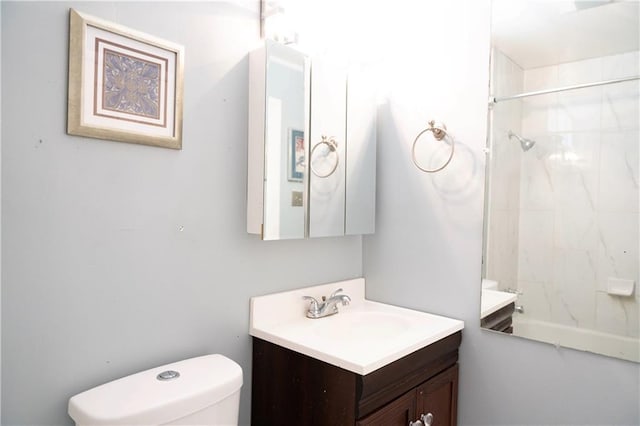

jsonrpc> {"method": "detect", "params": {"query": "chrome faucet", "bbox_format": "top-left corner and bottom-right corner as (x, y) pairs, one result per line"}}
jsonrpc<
(303, 288), (351, 319)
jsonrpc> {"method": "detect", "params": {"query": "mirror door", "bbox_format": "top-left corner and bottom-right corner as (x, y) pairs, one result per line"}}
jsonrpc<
(264, 42), (308, 240)
(308, 58), (347, 238)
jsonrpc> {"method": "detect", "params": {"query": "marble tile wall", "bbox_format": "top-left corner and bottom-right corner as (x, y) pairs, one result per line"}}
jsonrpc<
(518, 51), (639, 338)
(486, 49), (523, 293)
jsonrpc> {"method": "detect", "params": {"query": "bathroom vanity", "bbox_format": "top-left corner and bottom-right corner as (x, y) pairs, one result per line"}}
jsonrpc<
(249, 279), (464, 425)
(252, 333), (460, 425)
(480, 289), (517, 334)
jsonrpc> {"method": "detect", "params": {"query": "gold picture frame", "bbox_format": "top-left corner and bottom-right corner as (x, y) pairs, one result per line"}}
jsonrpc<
(67, 9), (184, 149)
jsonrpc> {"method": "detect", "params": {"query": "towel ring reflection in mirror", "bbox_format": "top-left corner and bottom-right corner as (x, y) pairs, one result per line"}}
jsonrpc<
(310, 135), (339, 178)
(412, 120), (455, 173)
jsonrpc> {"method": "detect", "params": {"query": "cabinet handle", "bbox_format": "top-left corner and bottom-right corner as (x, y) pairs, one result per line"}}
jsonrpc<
(410, 413), (434, 426)
(422, 413), (434, 425)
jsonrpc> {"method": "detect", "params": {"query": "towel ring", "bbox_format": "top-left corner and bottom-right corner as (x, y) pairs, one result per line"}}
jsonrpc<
(311, 136), (339, 178)
(412, 120), (455, 173)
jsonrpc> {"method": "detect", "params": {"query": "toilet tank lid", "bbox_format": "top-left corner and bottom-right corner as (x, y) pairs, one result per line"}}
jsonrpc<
(68, 354), (242, 425)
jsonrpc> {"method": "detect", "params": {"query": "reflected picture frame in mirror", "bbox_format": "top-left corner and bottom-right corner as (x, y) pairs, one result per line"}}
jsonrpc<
(288, 128), (305, 183)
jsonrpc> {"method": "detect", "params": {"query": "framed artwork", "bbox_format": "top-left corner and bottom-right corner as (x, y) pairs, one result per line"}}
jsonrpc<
(67, 9), (184, 149)
(288, 129), (305, 182)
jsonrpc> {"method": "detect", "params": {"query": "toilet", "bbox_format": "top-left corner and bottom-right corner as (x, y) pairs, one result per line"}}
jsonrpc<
(68, 354), (243, 425)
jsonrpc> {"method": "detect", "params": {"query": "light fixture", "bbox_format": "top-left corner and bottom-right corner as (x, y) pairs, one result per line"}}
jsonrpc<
(260, 0), (298, 44)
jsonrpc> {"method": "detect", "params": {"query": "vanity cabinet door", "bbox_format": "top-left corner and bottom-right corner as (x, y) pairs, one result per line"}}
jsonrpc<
(356, 389), (416, 426)
(415, 365), (458, 426)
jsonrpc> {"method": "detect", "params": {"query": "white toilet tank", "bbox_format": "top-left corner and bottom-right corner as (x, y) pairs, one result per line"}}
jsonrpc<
(68, 354), (242, 425)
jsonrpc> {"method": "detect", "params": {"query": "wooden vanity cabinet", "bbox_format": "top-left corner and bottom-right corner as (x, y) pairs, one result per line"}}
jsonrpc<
(251, 331), (461, 426)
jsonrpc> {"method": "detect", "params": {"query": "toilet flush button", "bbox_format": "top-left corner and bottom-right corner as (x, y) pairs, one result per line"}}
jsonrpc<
(157, 370), (180, 381)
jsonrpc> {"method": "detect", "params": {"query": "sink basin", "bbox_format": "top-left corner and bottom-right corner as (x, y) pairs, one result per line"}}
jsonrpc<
(250, 278), (464, 375)
(308, 310), (411, 342)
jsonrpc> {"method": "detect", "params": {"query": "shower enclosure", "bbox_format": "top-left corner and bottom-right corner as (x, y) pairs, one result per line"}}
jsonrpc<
(482, 0), (639, 362)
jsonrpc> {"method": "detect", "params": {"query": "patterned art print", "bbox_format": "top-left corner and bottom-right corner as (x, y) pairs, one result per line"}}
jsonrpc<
(103, 49), (160, 119)
(94, 38), (168, 127)
(68, 9), (184, 149)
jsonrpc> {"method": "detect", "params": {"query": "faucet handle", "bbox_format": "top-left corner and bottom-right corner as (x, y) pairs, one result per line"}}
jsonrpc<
(329, 288), (344, 298)
(302, 296), (320, 314)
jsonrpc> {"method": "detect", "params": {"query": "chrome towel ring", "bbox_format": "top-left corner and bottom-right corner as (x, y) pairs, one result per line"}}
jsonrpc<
(311, 135), (339, 178)
(412, 120), (455, 173)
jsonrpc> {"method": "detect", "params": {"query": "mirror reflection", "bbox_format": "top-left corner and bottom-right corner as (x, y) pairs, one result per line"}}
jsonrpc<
(482, 0), (639, 362)
(263, 41), (308, 240)
(308, 58), (347, 238)
(248, 40), (376, 241)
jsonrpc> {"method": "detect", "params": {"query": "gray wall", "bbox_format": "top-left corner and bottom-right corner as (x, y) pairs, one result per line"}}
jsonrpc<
(1, 2), (361, 425)
(363, 1), (640, 425)
(2, 1), (639, 426)
(0, 1), (3, 421)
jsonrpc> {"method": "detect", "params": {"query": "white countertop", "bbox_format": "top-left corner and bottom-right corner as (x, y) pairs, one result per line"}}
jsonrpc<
(481, 289), (517, 318)
(250, 278), (464, 375)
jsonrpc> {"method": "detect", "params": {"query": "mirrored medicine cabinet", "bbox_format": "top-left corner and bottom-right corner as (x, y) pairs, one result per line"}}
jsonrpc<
(247, 40), (376, 240)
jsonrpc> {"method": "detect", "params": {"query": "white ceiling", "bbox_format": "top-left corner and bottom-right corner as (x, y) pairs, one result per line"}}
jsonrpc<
(492, 0), (640, 69)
